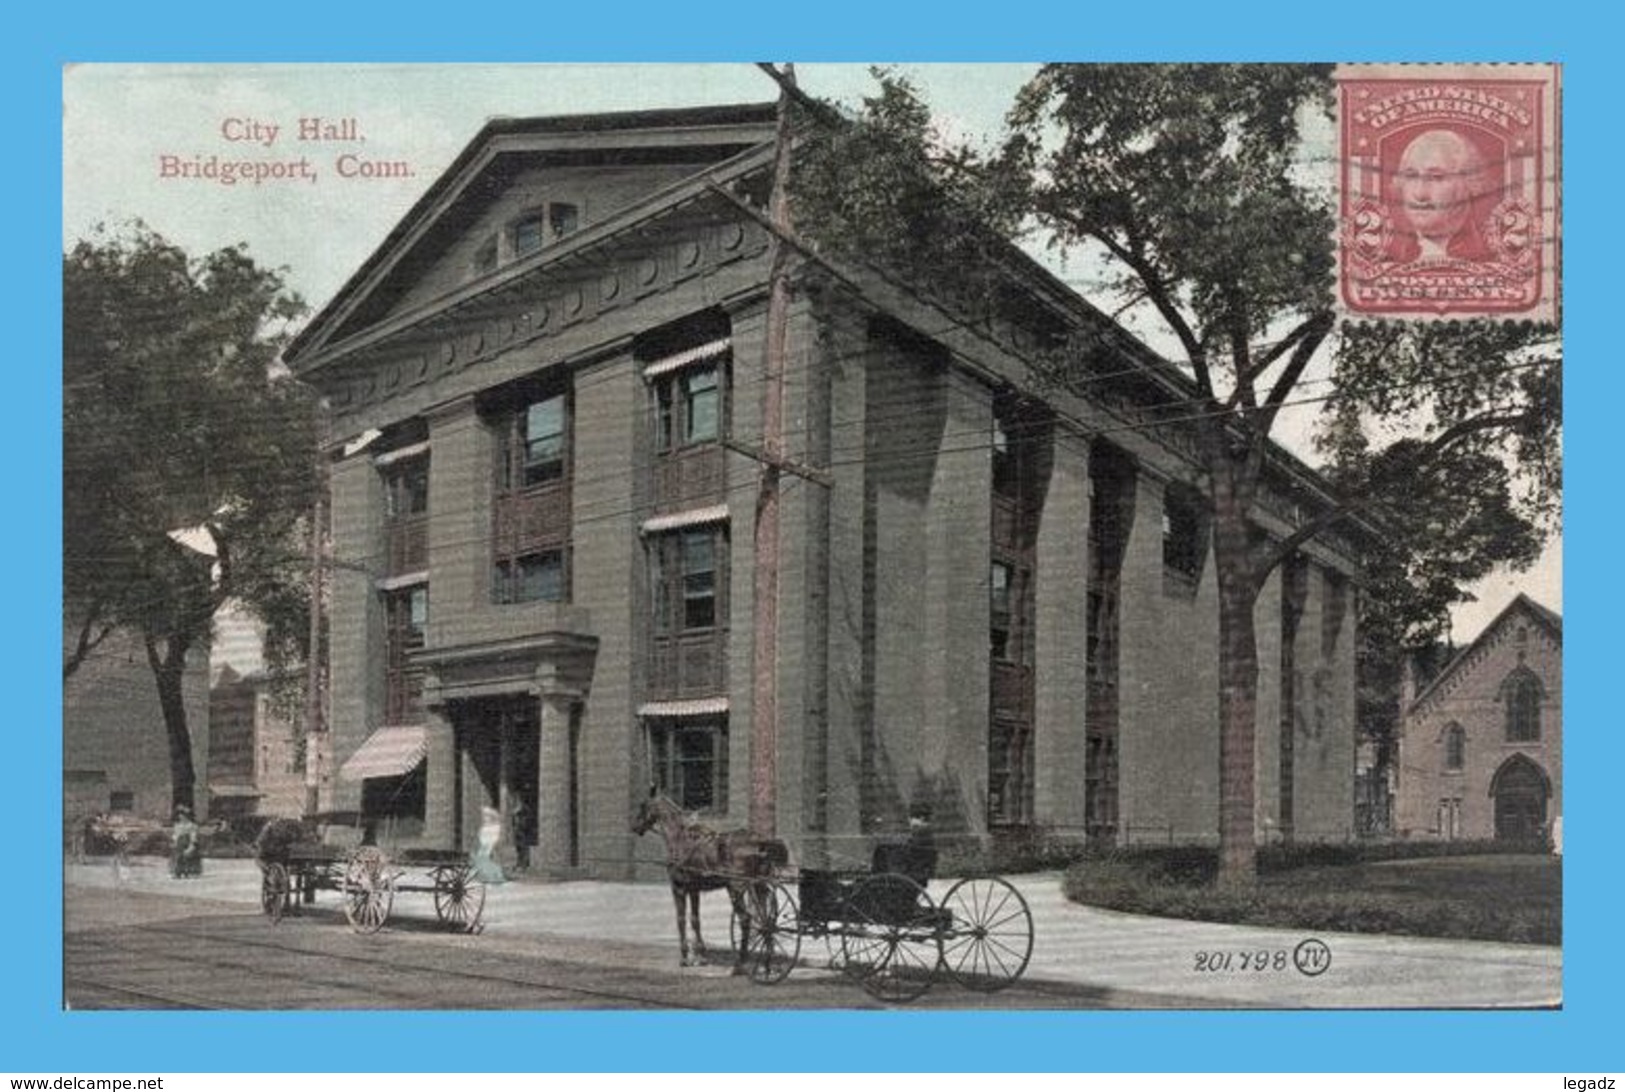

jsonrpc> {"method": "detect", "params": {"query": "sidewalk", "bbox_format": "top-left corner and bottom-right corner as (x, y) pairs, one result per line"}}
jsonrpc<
(64, 857), (1561, 1008)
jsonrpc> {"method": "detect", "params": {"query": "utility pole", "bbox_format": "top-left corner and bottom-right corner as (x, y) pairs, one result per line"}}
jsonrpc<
(749, 63), (796, 841)
(302, 449), (326, 818)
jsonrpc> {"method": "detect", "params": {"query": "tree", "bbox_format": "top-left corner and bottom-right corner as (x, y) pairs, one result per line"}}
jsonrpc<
(1001, 65), (1558, 884)
(784, 66), (1559, 885)
(64, 223), (318, 814)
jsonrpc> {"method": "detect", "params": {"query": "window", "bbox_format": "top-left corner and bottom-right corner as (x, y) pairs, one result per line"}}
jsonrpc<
(381, 454), (429, 575)
(1503, 667), (1543, 742)
(490, 382), (572, 605)
(988, 717), (1034, 825)
(109, 791), (134, 813)
(494, 390), (569, 489)
(1444, 723), (1465, 771)
(647, 717), (728, 813)
(991, 418), (1018, 496)
(684, 368), (719, 444)
(472, 236), (498, 277)
(1437, 796), (1462, 840)
(647, 525), (729, 698)
(653, 364), (725, 451)
(494, 548), (566, 605)
(510, 202), (581, 262)
(383, 458), (428, 520)
(516, 395), (566, 486)
(681, 531), (716, 629)
(512, 214), (547, 257)
(384, 585), (427, 722)
(1162, 485), (1207, 586)
(549, 203), (579, 239)
(361, 760), (426, 825)
(990, 561), (1014, 661)
(653, 527), (723, 633)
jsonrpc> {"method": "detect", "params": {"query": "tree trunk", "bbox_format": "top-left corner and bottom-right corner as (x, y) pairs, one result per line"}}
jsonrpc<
(1211, 468), (1262, 889)
(146, 635), (197, 816)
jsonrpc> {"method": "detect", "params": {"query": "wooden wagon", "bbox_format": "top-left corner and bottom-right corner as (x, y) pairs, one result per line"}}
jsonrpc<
(255, 813), (488, 935)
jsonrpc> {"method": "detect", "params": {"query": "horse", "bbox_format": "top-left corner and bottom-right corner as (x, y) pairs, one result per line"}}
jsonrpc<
(632, 791), (787, 970)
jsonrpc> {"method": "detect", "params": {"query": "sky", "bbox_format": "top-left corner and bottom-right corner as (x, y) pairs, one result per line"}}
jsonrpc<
(63, 62), (1560, 649)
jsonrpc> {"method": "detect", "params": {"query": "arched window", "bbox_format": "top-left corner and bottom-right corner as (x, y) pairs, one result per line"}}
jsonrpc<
(1501, 667), (1543, 742)
(1444, 723), (1465, 771)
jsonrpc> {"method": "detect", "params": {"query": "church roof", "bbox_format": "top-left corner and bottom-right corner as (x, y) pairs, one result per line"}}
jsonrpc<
(1407, 593), (1561, 716)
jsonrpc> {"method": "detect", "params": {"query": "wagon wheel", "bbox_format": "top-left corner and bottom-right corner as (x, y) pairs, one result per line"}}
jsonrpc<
(260, 862), (290, 924)
(742, 879), (800, 985)
(432, 864), (488, 934)
(341, 846), (395, 934)
(842, 873), (941, 1003)
(940, 876), (1034, 992)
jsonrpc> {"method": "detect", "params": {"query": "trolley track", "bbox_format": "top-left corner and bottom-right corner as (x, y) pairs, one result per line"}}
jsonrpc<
(66, 916), (728, 1010)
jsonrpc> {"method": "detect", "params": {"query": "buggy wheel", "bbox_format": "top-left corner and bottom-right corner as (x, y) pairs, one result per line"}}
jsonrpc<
(260, 863), (290, 924)
(342, 847), (395, 934)
(743, 880), (800, 985)
(940, 876), (1034, 991)
(842, 873), (941, 1003)
(433, 865), (488, 933)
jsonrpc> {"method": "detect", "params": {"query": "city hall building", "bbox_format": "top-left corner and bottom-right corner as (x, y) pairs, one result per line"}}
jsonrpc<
(284, 103), (1363, 878)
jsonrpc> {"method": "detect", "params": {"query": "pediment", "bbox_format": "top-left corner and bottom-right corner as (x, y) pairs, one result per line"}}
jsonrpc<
(305, 189), (774, 426)
(287, 104), (776, 371)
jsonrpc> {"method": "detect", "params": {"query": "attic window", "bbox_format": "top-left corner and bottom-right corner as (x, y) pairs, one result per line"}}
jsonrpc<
(550, 203), (579, 238)
(513, 215), (546, 257)
(511, 202), (581, 260)
(473, 236), (498, 277)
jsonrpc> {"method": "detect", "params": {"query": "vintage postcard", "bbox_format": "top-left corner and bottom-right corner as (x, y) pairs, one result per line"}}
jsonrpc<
(61, 63), (1562, 1020)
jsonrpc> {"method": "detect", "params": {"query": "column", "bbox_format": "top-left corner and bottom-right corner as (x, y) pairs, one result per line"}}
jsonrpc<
(423, 705), (458, 849)
(1033, 429), (1091, 834)
(537, 690), (577, 872)
(327, 449), (384, 815)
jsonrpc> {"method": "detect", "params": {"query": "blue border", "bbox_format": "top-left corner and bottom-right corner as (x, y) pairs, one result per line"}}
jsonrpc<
(17, 0), (1616, 1073)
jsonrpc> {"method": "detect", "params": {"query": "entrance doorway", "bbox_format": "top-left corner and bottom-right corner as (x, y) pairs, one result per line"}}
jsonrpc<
(454, 697), (538, 866)
(1491, 754), (1549, 843)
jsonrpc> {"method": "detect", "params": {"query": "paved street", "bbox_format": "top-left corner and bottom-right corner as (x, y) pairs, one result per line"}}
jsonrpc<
(63, 857), (1561, 1010)
(64, 881), (1184, 1010)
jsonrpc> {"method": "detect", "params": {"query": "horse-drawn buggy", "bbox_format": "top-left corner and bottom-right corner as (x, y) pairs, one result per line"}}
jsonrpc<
(255, 812), (490, 935)
(635, 794), (1035, 1003)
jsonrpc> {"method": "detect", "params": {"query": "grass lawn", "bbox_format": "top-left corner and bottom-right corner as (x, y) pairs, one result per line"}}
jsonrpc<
(1064, 853), (1561, 945)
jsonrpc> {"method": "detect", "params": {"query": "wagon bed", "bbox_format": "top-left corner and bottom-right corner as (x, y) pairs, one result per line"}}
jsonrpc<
(256, 816), (488, 935)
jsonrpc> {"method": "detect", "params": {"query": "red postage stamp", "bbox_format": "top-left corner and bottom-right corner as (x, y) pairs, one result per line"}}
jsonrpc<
(1336, 64), (1560, 322)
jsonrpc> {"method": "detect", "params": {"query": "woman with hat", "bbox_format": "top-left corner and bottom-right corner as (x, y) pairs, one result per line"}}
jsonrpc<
(170, 804), (201, 879)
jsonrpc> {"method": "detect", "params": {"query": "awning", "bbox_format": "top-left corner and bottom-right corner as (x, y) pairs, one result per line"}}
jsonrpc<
(339, 725), (429, 782)
(638, 697), (730, 718)
(640, 504), (729, 535)
(641, 337), (731, 379)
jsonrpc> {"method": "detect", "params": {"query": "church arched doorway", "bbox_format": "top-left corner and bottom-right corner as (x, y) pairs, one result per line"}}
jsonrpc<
(1490, 754), (1550, 843)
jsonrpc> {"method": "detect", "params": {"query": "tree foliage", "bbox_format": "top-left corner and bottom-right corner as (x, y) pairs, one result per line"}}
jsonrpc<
(789, 68), (1027, 311)
(63, 223), (318, 811)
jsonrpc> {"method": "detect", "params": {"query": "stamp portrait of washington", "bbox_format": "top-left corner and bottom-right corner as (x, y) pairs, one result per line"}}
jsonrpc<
(1337, 68), (1558, 319)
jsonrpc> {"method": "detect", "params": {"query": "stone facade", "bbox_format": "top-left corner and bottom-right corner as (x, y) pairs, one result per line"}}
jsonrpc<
(285, 104), (1362, 879)
(1396, 595), (1561, 843)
